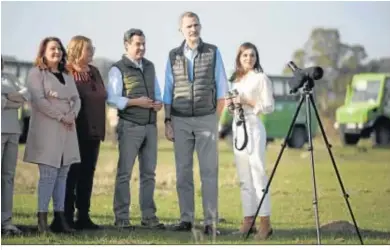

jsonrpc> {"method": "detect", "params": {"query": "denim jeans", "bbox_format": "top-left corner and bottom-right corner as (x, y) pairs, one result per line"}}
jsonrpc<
(38, 164), (70, 212)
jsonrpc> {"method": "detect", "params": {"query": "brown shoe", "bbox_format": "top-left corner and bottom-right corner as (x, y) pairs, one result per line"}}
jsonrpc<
(37, 212), (50, 233)
(254, 216), (273, 240)
(232, 216), (257, 235)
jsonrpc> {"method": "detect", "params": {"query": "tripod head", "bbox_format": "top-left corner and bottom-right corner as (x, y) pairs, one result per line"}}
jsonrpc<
(287, 61), (324, 94)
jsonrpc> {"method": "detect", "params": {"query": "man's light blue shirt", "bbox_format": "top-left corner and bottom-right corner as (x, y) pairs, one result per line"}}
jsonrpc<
(106, 59), (163, 110)
(163, 46), (228, 105)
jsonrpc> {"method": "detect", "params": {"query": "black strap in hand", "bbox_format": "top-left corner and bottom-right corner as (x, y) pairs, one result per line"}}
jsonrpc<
(234, 107), (249, 151)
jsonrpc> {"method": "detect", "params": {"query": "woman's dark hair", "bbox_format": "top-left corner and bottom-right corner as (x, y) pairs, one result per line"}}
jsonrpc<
(229, 42), (263, 82)
(33, 36), (67, 73)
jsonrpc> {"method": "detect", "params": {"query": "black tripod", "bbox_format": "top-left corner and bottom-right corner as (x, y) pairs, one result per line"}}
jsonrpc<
(244, 81), (364, 245)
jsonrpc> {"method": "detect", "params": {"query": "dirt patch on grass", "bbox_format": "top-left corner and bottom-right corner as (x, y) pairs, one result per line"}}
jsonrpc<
(320, 220), (360, 234)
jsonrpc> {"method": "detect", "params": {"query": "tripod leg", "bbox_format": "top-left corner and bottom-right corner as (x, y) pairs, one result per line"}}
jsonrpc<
(308, 94), (364, 245)
(305, 93), (321, 245)
(245, 95), (305, 240)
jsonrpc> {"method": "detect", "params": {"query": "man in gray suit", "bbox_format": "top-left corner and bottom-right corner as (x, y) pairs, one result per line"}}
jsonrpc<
(163, 12), (228, 235)
(106, 29), (165, 229)
(1, 57), (29, 235)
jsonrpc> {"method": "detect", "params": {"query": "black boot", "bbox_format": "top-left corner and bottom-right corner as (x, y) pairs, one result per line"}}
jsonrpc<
(64, 212), (76, 230)
(50, 211), (76, 234)
(75, 213), (100, 230)
(37, 212), (50, 233)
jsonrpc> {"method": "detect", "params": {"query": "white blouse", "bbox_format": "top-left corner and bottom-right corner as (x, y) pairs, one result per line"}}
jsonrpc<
(231, 70), (275, 116)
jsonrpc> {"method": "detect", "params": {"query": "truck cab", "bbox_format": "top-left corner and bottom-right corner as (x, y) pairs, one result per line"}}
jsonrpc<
(218, 75), (318, 149)
(334, 73), (390, 146)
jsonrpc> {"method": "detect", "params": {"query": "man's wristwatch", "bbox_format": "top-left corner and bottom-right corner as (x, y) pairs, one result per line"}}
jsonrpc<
(164, 118), (171, 124)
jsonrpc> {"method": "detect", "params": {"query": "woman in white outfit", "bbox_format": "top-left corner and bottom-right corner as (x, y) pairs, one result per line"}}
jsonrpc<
(226, 42), (275, 240)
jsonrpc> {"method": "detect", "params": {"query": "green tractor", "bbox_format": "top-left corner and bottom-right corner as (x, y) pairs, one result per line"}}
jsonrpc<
(334, 73), (390, 146)
(218, 76), (318, 149)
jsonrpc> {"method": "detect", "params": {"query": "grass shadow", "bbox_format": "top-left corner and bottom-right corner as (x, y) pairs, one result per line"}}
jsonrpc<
(5, 223), (390, 245)
(12, 211), (232, 226)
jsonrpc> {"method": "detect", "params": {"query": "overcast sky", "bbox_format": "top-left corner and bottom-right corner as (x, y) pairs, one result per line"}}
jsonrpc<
(2, 1), (390, 83)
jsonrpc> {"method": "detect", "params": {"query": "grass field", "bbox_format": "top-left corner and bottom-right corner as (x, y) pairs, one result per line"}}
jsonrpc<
(2, 136), (390, 245)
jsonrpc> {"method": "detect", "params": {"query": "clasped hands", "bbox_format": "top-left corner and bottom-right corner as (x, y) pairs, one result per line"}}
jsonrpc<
(134, 96), (162, 111)
(45, 90), (76, 131)
(61, 112), (76, 131)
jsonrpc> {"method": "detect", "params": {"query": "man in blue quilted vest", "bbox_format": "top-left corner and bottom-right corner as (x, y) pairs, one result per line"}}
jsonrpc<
(163, 12), (228, 235)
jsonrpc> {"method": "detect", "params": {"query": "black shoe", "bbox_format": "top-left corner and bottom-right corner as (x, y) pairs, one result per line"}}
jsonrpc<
(50, 212), (76, 234)
(141, 216), (165, 230)
(171, 221), (192, 232)
(67, 219), (77, 230)
(204, 224), (220, 236)
(114, 220), (135, 230)
(75, 216), (100, 230)
(64, 213), (76, 230)
(2, 224), (23, 236)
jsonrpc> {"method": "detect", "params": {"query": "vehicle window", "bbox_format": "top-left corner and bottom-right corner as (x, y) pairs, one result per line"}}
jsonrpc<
(3, 65), (17, 75)
(272, 79), (285, 97)
(386, 78), (390, 92)
(285, 83), (292, 94)
(384, 78), (390, 113)
(1, 73), (16, 88)
(18, 67), (29, 85)
(351, 80), (381, 103)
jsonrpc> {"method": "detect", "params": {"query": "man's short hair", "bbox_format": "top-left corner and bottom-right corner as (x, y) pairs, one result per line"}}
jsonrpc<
(179, 11), (200, 27)
(123, 28), (145, 43)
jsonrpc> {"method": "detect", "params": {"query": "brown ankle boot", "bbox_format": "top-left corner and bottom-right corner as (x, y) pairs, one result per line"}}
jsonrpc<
(37, 212), (49, 233)
(254, 216), (273, 240)
(232, 216), (257, 235)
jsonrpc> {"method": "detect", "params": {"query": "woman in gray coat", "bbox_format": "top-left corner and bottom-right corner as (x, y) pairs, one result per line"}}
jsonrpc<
(23, 37), (81, 234)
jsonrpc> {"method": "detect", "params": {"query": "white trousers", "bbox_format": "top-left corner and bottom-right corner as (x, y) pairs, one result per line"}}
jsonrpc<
(232, 114), (271, 217)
